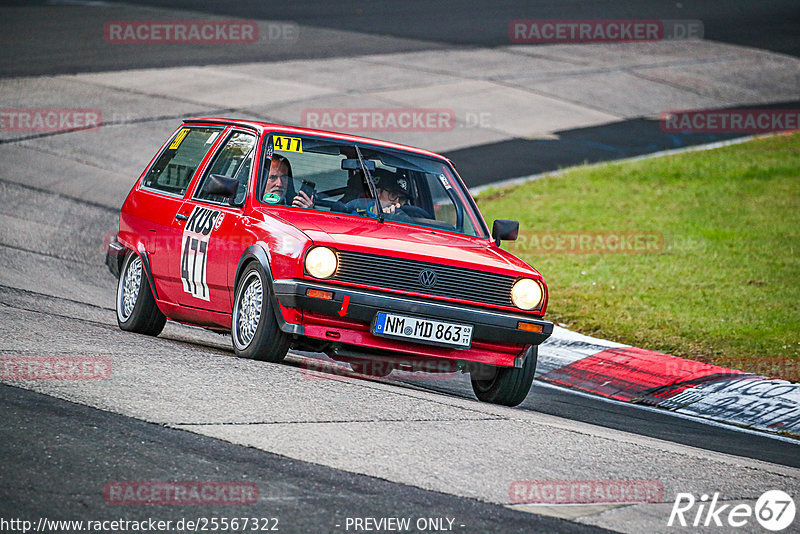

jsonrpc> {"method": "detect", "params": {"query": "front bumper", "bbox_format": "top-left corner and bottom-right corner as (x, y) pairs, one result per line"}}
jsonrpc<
(273, 279), (553, 348)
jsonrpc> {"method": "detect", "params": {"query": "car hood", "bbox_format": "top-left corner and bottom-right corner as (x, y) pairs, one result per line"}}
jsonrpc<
(261, 208), (541, 279)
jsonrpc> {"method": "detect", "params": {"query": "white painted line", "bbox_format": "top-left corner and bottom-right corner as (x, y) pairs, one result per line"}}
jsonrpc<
(534, 380), (800, 445)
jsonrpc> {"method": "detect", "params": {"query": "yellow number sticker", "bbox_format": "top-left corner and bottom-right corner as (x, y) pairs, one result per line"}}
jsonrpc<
(273, 135), (303, 153)
(169, 128), (190, 150)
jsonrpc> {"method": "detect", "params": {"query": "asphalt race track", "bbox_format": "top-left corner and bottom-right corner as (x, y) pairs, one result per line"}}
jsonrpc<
(1, 1), (799, 533)
(1, 385), (608, 533)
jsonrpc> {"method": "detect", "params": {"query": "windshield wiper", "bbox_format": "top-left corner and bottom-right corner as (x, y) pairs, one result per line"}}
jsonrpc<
(354, 145), (383, 223)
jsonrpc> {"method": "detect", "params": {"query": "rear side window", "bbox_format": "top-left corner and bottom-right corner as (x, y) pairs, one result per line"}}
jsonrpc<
(195, 131), (256, 205)
(142, 127), (223, 196)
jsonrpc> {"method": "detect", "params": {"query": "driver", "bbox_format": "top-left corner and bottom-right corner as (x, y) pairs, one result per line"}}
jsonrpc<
(374, 169), (412, 214)
(344, 168), (411, 216)
(264, 154), (314, 208)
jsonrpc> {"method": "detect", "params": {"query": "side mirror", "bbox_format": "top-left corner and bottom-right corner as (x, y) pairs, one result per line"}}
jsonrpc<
(204, 174), (239, 198)
(492, 219), (519, 247)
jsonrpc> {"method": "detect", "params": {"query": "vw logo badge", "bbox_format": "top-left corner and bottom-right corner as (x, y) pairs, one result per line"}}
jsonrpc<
(418, 269), (437, 288)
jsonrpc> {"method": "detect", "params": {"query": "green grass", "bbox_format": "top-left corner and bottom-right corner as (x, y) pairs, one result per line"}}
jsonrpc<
(476, 133), (800, 375)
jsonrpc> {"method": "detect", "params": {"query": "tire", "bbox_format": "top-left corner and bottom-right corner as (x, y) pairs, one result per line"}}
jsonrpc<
(470, 346), (538, 406)
(116, 251), (166, 336)
(231, 263), (290, 363)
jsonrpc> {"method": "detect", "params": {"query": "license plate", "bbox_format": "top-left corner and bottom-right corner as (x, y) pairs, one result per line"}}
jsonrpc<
(372, 312), (473, 349)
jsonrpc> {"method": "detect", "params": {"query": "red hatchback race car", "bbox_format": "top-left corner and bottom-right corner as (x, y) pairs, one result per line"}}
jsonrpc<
(107, 118), (553, 406)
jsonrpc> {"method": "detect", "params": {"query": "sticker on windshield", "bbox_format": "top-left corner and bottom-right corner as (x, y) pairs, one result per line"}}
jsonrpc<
(205, 131), (220, 145)
(180, 205), (221, 301)
(273, 135), (303, 153)
(169, 128), (190, 150)
(263, 192), (281, 204)
(438, 174), (452, 189)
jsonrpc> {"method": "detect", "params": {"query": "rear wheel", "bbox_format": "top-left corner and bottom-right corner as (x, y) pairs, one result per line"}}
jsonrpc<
(231, 263), (289, 362)
(116, 252), (166, 336)
(470, 346), (538, 406)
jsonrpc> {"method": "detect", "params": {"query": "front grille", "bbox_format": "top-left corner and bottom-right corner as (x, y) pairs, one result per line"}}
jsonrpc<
(332, 251), (516, 307)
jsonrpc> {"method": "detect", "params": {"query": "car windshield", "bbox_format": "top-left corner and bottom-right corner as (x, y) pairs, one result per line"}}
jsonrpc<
(257, 133), (488, 238)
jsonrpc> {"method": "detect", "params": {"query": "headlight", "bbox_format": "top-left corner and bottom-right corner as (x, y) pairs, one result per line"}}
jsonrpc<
(511, 278), (543, 310)
(304, 247), (338, 279)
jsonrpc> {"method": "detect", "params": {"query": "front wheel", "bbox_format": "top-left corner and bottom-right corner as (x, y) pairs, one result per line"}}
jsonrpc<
(470, 346), (538, 406)
(116, 252), (166, 336)
(231, 263), (289, 362)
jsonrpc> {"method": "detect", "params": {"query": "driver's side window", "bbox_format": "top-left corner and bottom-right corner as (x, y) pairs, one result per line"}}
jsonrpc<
(195, 131), (256, 205)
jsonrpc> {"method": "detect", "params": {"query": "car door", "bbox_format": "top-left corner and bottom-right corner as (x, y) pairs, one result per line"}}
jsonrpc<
(137, 125), (226, 305)
(171, 130), (257, 314)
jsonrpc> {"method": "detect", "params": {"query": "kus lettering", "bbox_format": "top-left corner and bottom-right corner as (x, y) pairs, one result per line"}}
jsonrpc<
(186, 207), (220, 235)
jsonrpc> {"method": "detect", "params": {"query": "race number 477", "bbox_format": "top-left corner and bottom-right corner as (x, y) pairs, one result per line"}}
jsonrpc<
(179, 206), (221, 301)
(180, 234), (209, 300)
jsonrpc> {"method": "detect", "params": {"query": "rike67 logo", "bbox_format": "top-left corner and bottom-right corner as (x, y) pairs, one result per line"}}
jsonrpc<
(669, 490), (795, 531)
(180, 206), (224, 300)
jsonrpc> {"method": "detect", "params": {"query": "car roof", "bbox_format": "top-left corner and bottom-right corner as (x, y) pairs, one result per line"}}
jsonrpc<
(182, 117), (450, 162)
